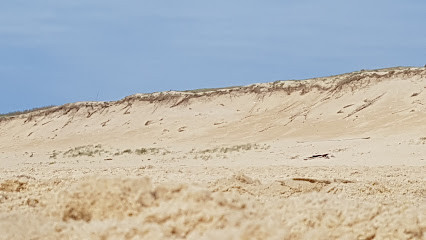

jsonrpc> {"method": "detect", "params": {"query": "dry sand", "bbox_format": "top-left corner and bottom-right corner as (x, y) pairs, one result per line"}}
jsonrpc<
(0, 67), (425, 239)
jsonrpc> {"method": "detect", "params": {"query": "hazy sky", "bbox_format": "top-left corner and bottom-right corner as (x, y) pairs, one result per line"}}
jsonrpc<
(1, 1), (425, 113)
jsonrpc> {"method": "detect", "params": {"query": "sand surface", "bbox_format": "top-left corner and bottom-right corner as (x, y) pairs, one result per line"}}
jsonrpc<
(0, 67), (425, 239)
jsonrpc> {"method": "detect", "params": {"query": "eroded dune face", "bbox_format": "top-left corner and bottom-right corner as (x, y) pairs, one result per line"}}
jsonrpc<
(0, 67), (425, 239)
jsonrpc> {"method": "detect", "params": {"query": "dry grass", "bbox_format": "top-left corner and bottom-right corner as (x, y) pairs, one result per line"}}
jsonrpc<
(135, 148), (169, 155)
(197, 143), (270, 154)
(62, 144), (106, 158)
(192, 143), (270, 160)
(49, 145), (171, 158)
(0, 105), (56, 118)
(49, 150), (61, 159)
(184, 86), (242, 93)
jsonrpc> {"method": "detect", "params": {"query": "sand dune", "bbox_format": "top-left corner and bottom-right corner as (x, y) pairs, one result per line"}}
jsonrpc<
(0, 67), (425, 239)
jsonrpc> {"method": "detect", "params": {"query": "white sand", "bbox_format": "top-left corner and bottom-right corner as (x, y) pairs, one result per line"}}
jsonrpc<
(0, 67), (425, 239)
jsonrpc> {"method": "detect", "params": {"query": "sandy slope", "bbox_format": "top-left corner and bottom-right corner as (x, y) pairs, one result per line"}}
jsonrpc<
(0, 67), (425, 239)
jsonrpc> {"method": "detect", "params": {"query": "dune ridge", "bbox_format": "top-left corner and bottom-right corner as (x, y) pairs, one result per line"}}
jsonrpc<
(1, 67), (424, 121)
(0, 67), (425, 239)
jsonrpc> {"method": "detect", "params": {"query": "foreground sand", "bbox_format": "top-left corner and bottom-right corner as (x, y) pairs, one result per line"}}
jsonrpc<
(0, 67), (425, 239)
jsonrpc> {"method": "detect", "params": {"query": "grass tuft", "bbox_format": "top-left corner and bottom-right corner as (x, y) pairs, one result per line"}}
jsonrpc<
(0, 105), (56, 118)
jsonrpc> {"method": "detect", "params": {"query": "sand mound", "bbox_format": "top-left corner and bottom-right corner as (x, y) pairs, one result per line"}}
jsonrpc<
(1, 175), (424, 239)
(279, 193), (425, 239)
(57, 177), (153, 221)
(50, 177), (255, 239)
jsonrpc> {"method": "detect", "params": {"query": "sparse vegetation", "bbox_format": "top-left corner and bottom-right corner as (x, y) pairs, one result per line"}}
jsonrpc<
(49, 150), (61, 159)
(0, 105), (56, 118)
(135, 148), (149, 155)
(122, 149), (132, 154)
(135, 148), (161, 155)
(63, 145), (107, 158)
(198, 143), (270, 154)
(183, 86), (241, 93)
(194, 154), (213, 161)
(49, 145), (170, 158)
(192, 143), (270, 160)
(408, 137), (426, 145)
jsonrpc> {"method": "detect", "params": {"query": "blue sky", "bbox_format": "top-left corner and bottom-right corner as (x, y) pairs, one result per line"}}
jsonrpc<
(1, 1), (425, 113)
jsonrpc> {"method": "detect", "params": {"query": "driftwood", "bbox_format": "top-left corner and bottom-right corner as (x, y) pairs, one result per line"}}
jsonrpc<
(291, 178), (354, 184)
(304, 153), (334, 160)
